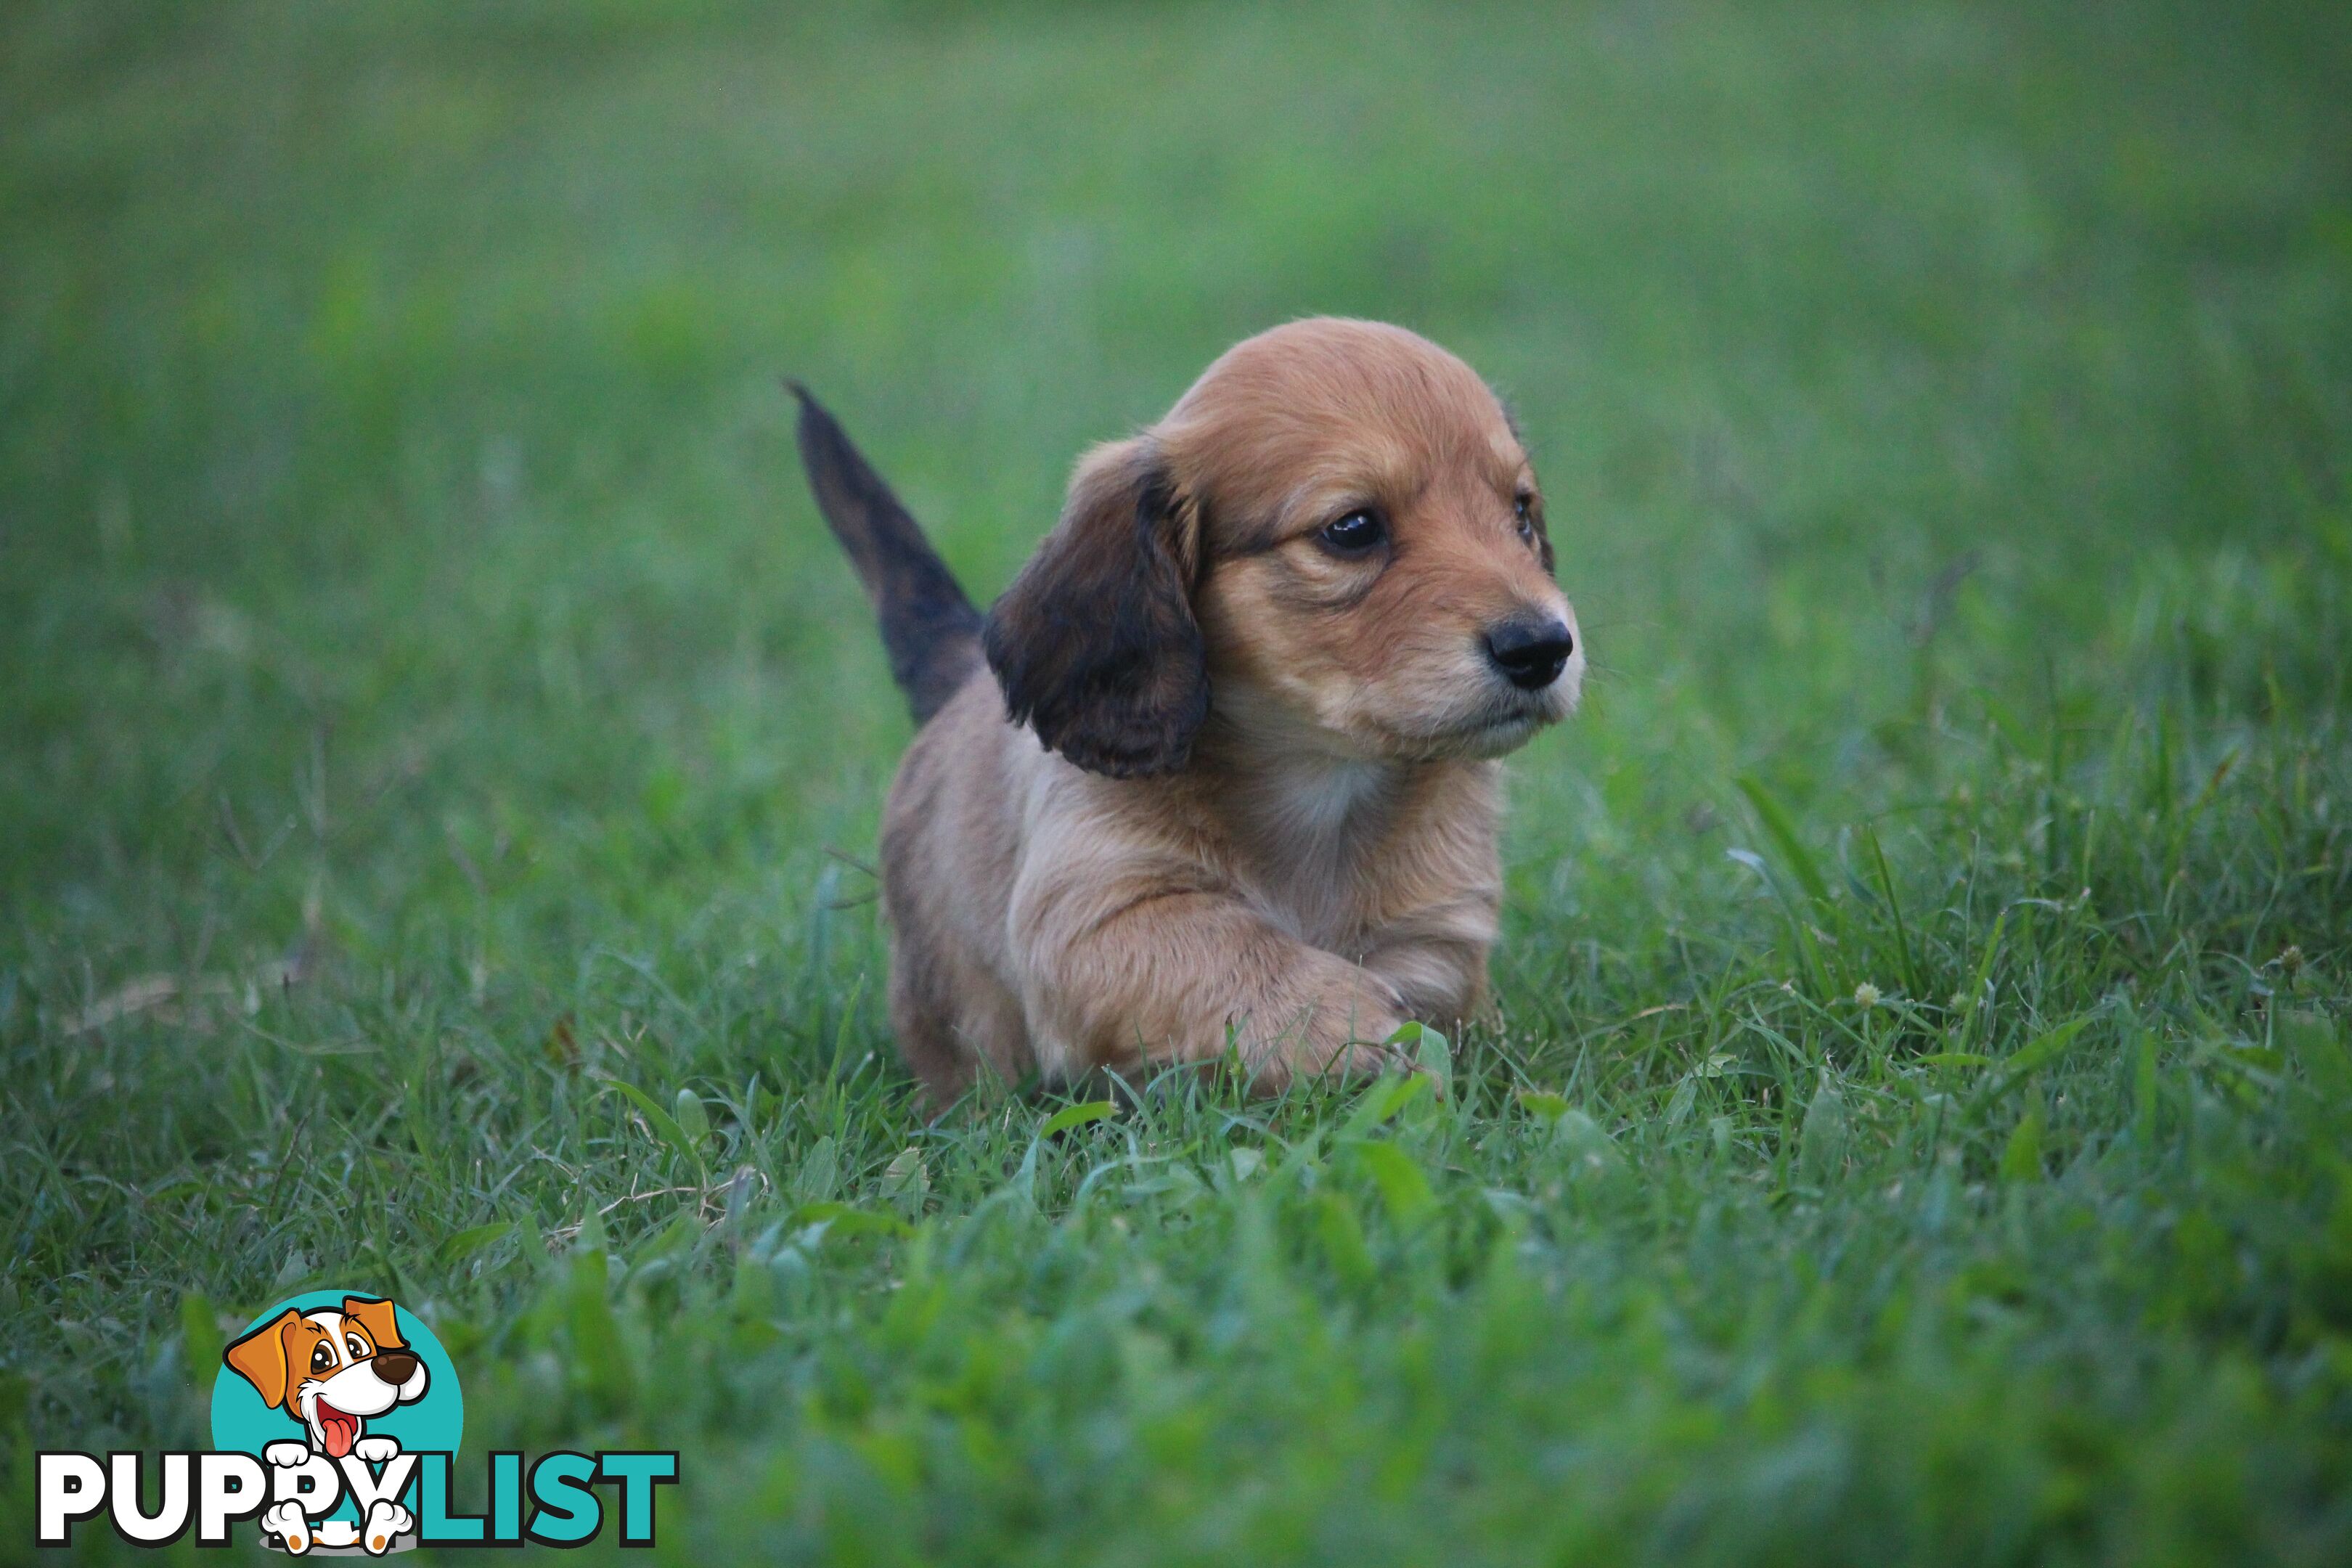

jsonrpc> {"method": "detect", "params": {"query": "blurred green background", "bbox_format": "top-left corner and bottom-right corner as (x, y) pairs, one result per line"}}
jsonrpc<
(5, 2), (2349, 1563)
(5, 1), (2346, 945)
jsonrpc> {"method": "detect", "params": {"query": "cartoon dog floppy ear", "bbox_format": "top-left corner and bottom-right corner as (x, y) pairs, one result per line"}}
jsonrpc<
(338, 1296), (407, 1361)
(223, 1297), (430, 1458)
(224, 1307), (304, 1412)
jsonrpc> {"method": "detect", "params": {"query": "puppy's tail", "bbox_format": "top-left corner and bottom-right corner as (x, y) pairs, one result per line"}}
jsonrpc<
(788, 383), (984, 724)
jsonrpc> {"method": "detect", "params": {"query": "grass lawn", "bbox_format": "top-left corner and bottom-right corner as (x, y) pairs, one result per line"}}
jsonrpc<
(6, 1), (2351, 1561)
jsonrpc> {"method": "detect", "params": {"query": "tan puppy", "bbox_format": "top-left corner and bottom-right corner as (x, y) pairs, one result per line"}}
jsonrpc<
(794, 318), (1581, 1103)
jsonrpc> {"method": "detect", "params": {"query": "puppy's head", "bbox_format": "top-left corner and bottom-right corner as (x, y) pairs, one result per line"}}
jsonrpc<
(986, 318), (1580, 775)
(223, 1296), (429, 1458)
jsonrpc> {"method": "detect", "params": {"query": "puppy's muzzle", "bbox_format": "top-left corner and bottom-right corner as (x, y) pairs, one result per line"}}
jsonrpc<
(1483, 614), (1575, 691)
(370, 1350), (420, 1384)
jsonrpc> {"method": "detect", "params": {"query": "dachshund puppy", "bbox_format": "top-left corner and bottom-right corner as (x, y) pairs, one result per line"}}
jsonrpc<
(794, 318), (1581, 1103)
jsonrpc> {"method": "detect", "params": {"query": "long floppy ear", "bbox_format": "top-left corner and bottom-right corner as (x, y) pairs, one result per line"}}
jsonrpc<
(340, 1297), (404, 1353)
(223, 1310), (301, 1410)
(983, 438), (1207, 777)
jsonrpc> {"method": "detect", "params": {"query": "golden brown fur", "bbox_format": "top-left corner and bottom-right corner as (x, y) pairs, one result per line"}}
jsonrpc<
(825, 318), (1582, 1102)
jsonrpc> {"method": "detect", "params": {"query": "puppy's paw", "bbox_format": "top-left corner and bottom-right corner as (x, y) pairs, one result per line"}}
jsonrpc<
(261, 1500), (311, 1554)
(264, 1441), (313, 1469)
(351, 1434), (400, 1466)
(1251, 966), (1408, 1090)
(362, 1500), (414, 1555)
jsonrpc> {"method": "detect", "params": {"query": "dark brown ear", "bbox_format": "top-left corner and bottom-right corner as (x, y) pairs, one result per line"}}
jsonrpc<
(984, 438), (1207, 777)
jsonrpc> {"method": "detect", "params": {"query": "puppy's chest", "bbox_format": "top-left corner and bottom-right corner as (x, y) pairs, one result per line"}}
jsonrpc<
(1224, 763), (1465, 952)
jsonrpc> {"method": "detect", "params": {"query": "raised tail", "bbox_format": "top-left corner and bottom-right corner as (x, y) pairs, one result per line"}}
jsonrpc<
(789, 383), (984, 724)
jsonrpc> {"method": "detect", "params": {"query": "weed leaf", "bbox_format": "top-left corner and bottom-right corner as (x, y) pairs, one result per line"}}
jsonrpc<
(1040, 1100), (1119, 1138)
(604, 1081), (701, 1169)
(1349, 1141), (1439, 1225)
(1798, 1074), (1850, 1184)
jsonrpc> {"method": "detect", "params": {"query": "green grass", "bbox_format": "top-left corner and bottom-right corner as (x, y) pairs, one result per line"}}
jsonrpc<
(5, 1), (2351, 1561)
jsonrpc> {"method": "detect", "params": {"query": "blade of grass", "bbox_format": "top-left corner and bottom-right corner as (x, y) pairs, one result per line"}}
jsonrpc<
(1861, 823), (1922, 1002)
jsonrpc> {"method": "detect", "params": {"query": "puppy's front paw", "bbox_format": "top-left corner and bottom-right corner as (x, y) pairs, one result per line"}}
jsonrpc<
(264, 1441), (313, 1469)
(362, 1500), (414, 1555)
(1253, 966), (1407, 1089)
(351, 1434), (400, 1466)
(261, 1500), (311, 1554)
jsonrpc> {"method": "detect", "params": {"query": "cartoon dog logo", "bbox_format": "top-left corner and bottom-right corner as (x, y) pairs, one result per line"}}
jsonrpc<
(224, 1296), (428, 1553)
(224, 1296), (430, 1458)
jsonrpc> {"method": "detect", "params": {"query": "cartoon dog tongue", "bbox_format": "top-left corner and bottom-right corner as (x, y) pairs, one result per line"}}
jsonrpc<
(316, 1402), (361, 1458)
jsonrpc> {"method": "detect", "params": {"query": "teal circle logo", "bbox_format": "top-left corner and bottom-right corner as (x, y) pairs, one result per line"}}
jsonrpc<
(210, 1291), (462, 1550)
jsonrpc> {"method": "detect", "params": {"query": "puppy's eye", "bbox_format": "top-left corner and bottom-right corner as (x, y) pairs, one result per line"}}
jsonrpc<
(1514, 495), (1538, 543)
(1318, 509), (1385, 555)
(311, 1343), (335, 1372)
(346, 1334), (369, 1360)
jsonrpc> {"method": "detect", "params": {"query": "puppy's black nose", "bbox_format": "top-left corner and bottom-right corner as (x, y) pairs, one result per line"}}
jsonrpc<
(371, 1350), (420, 1384)
(1484, 616), (1575, 690)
